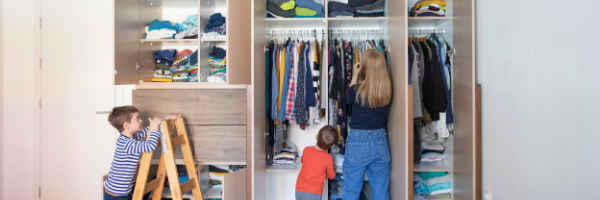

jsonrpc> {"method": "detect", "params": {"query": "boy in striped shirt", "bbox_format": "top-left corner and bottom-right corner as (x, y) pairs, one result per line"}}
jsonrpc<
(103, 106), (178, 200)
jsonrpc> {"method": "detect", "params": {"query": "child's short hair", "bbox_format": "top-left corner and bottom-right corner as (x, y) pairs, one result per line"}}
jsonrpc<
(317, 126), (338, 150)
(108, 106), (139, 132)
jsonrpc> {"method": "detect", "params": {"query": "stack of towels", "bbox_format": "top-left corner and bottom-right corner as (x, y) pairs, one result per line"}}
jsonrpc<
(207, 46), (227, 82)
(145, 15), (199, 39)
(328, 0), (385, 18)
(273, 142), (300, 166)
(410, 0), (446, 17)
(153, 49), (199, 82)
(414, 172), (452, 199)
(267, 0), (325, 18)
(202, 13), (227, 39)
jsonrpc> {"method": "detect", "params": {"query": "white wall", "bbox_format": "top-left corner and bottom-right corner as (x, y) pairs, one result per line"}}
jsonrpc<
(2, 0), (36, 199)
(477, 0), (600, 199)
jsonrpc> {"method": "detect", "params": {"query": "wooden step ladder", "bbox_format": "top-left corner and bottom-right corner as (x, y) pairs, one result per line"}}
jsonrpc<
(132, 117), (203, 200)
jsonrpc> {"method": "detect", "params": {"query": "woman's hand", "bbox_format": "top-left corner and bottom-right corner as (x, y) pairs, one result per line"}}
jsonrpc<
(351, 62), (361, 86)
(353, 62), (361, 74)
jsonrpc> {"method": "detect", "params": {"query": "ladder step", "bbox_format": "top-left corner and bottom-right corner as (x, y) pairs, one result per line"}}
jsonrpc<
(171, 135), (186, 147)
(143, 176), (164, 194)
(180, 178), (198, 194)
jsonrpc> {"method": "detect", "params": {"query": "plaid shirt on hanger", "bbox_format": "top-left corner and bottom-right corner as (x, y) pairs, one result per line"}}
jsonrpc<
(285, 42), (297, 121)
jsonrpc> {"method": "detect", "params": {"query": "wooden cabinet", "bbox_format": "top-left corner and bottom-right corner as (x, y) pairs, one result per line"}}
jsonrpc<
(114, 0), (251, 86)
(133, 89), (248, 164)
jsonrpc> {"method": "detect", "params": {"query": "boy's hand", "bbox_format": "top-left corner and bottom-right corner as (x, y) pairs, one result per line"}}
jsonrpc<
(164, 115), (181, 120)
(149, 117), (162, 130)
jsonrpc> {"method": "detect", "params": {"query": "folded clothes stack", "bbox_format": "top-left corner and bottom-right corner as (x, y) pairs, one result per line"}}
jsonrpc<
(152, 49), (199, 82)
(420, 141), (445, 165)
(351, 0), (385, 17)
(327, 0), (385, 18)
(273, 143), (299, 166)
(145, 20), (177, 39)
(146, 15), (199, 40)
(328, 1), (355, 18)
(414, 172), (452, 199)
(267, 0), (324, 18)
(209, 166), (229, 187)
(410, 0), (446, 17)
(202, 13), (227, 39)
(207, 46), (227, 82)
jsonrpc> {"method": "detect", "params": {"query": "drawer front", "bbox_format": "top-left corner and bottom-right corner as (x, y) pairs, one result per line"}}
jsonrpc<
(193, 90), (247, 125)
(193, 126), (247, 163)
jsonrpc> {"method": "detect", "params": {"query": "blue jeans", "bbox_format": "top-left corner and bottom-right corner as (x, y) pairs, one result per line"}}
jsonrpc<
(342, 129), (390, 200)
(295, 191), (322, 200)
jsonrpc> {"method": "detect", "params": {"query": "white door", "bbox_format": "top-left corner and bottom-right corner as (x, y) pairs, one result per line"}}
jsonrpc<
(40, 1), (121, 199)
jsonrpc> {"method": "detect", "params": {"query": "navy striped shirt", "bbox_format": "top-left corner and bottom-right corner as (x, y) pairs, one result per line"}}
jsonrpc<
(104, 126), (160, 196)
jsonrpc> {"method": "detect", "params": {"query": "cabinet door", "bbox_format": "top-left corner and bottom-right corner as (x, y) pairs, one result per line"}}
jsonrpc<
(114, 0), (140, 85)
(453, 0), (480, 199)
(227, 0), (252, 85)
(387, 0), (410, 199)
(249, 0), (268, 199)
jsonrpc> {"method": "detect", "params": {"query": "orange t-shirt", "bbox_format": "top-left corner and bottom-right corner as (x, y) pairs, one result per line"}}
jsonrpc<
(295, 146), (336, 195)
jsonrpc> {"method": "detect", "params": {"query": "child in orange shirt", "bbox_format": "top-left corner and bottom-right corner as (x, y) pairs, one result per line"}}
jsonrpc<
(295, 125), (339, 200)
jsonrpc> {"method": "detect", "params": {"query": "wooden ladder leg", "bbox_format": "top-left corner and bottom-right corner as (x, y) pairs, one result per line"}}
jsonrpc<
(162, 120), (184, 200)
(132, 128), (160, 200)
(174, 117), (204, 200)
(151, 150), (168, 200)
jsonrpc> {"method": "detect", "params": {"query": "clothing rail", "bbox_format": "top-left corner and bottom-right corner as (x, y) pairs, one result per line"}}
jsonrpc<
(328, 29), (386, 39)
(266, 29), (326, 37)
(408, 29), (445, 36)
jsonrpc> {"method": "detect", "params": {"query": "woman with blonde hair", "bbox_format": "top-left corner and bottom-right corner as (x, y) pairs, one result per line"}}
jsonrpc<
(343, 49), (392, 200)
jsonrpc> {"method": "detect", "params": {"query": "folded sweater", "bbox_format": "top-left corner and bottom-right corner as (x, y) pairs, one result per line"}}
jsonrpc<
(267, 1), (295, 18)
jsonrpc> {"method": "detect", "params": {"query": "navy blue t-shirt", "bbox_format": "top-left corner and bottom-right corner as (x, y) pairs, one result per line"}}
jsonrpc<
(346, 86), (390, 130)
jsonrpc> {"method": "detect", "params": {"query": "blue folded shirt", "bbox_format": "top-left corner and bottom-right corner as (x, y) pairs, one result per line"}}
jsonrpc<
(148, 19), (176, 31)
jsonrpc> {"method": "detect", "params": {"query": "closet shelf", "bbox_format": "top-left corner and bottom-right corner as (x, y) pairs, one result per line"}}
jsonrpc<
(136, 82), (248, 90)
(328, 17), (389, 29)
(151, 159), (246, 166)
(204, 187), (223, 199)
(151, 159), (197, 165)
(266, 18), (325, 21)
(408, 17), (453, 27)
(201, 38), (226, 42)
(139, 39), (198, 44)
(414, 194), (453, 200)
(414, 163), (453, 172)
(266, 18), (326, 29)
(266, 164), (301, 172)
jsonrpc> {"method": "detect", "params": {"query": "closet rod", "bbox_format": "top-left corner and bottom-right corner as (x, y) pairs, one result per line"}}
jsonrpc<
(408, 29), (445, 35)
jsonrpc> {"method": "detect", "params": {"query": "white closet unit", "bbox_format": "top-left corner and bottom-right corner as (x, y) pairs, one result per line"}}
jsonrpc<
(248, 0), (480, 200)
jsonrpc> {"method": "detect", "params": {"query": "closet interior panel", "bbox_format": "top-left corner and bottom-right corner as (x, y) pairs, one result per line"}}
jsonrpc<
(250, 0), (268, 199)
(226, 0), (252, 84)
(139, 1), (163, 83)
(114, 0), (140, 85)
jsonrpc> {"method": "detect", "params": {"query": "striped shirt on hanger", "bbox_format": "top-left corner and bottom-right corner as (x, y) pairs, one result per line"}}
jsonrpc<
(104, 126), (160, 196)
